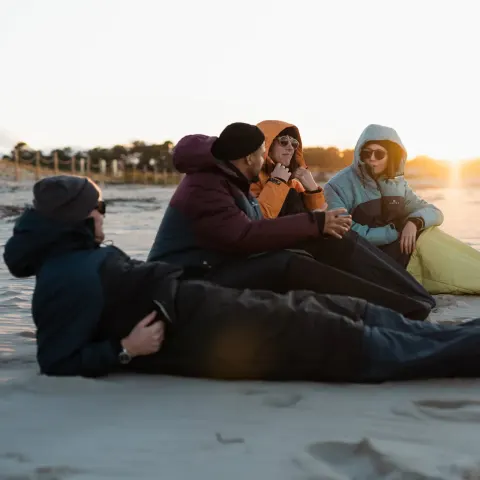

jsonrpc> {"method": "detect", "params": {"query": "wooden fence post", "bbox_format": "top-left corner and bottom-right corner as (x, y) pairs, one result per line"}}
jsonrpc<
(14, 148), (20, 182)
(35, 151), (41, 180)
(162, 158), (167, 186)
(53, 151), (59, 175)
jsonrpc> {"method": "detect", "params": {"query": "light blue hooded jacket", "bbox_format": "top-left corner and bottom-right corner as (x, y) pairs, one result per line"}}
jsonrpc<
(324, 124), (444, 246)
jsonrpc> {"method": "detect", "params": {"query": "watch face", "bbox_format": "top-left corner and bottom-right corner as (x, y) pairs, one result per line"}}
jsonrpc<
(118, 351), (132, 365)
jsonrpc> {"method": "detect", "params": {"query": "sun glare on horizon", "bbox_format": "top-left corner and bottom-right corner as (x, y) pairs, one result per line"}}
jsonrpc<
(402, 129), (480, 165)
(408, 156), (469, 165)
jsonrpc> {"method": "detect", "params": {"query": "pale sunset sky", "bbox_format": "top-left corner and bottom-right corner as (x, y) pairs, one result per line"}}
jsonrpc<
(0, 0), (478, 161)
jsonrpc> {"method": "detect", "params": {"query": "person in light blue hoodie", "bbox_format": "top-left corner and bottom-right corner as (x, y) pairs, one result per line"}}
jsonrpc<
(324, 124), (444, 267)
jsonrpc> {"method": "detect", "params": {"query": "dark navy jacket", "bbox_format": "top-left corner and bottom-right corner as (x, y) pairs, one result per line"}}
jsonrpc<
(3, 208), (118, 376)
(3, 208), (182, 378)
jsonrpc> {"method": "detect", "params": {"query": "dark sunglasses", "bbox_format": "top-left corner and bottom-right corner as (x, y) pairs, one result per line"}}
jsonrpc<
(277, 135), (299, 150)
(95, 200), (106, 216)
(360, 148), (387, 161)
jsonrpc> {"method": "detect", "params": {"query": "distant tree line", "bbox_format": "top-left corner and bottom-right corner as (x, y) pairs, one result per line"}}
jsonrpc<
(1, 140), (176, 172)
(303, 147), (354, 170)
(2, 140), (474, 178)
(2, 141), (356, 173)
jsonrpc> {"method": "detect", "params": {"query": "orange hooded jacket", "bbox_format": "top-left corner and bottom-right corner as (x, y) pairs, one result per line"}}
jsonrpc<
(252, 120), (325, 218)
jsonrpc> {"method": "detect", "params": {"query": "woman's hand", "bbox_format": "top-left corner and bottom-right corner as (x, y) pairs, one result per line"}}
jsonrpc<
(293, 167), (318, 192)
(271, 163), (291, 182)
(400, 221), (418, 255)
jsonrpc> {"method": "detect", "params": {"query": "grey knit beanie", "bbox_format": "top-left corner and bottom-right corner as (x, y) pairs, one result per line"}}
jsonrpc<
(33, 175), (100, 223)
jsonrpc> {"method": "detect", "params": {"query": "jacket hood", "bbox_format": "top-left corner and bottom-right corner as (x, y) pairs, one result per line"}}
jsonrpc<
(353, 124), (407, 177)
(257, 120), (306, 174)
(3, 208), (97, 278)
(172, 134), (219, 174)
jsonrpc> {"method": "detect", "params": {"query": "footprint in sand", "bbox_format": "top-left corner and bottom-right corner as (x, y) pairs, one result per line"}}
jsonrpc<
(431, 295), (471, 317)
(35, 465), (87, 479)
(0, 465), (86, 480)
(413, 399), (480, 422)
(305, 438), (404, 479)
(433, 295), (459, 309)
(262, 393), (302, 408)
(301, 438), (480, 479)
(16, 331), (36, 339)
(0, 452), (30, 463)
(215, 433), (245, 445)
(243, 388), (269, 396)
(0, 355), (37, 367)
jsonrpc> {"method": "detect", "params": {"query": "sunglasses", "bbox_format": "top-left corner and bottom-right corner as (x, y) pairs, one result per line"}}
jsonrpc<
(277, 135), (299, 150)
(96, 200), (106, 216)
(360, 148), (387, 161)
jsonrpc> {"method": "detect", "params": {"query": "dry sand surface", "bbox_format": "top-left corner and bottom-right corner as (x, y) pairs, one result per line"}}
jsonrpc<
(2, 295), (480, 480)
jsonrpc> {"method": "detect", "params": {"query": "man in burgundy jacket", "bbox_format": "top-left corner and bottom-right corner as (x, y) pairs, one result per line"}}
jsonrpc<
(148, 122), (434, 320)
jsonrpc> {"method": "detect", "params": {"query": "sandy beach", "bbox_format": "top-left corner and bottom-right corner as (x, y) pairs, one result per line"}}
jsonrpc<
(1, 182), (480, 479)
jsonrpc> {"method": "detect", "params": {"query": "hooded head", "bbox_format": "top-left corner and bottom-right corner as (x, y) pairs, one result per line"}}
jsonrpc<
(3, 176), (105, 278)
(33, 175), (101, 223)
(3, 208), (99, 278)
(173, 123), (266, 181)
(256, 120), (306, 176)
(353, 124), (407, 179)
(172, 134), (218, 174)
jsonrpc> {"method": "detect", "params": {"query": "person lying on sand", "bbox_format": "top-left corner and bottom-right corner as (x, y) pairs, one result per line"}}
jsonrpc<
(324, 124), (480, 295)
(4, 175), (480, 383)
(147, 122), (434, 320)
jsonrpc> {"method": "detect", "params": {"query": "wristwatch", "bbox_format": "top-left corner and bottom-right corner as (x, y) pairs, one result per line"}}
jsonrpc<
(118, 347), (132, 365)
(268, 177), (284, 185)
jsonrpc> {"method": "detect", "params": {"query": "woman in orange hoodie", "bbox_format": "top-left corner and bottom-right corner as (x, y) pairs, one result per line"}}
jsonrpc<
(252, 120), (326, 218)
(253, 120), (436, 311)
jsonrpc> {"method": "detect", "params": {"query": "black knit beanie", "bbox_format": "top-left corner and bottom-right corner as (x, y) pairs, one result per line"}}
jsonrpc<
(33, 175), (100, 224)
(211, 122), (265, 161)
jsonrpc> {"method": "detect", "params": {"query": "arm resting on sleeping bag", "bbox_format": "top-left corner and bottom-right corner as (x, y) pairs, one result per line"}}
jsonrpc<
(323, 182), (399, 246)
(404, 183), (444, 229)
(184, 181), (324, 253)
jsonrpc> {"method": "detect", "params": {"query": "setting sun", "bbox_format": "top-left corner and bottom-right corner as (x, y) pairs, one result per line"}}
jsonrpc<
(404, 131), (479, 164)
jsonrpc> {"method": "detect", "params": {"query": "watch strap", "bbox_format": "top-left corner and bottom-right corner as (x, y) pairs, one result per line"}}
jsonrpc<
(268, 177), (286, 185)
